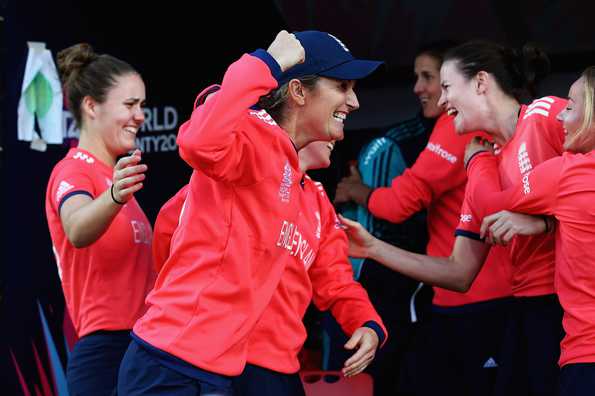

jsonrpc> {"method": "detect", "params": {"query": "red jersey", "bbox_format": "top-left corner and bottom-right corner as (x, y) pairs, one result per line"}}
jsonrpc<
(152, 177), (386, 374)
(368, 113), (511, 306)
(467, 150), (595, 366)
(458, 96), (566, 297)
(133, 53), (313, 375)
(45, 148), (155, 337)
(152, 184), (188, 272)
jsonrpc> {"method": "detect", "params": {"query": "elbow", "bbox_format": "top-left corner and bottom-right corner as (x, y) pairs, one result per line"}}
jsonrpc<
(66, 229), (91, 249)
(452, 278), (472, 293)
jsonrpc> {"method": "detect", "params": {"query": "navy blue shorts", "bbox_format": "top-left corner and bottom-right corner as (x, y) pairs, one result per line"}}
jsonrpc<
(560, 363), (595, 396)
(117, 339), (233, 396)
(66, 330), (131, 396)
(417, 297), (512, 396)
(493, 294), (564, 396)
(232, 364), (305, 396)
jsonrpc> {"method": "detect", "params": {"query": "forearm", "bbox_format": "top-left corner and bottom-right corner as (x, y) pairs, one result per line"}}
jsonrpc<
(62, 191), (121, 248)
(367, 239), (476, 292)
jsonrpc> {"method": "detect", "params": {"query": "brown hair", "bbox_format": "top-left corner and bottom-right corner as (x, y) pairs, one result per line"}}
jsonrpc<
(565, 66), (595, 153)
(257, 75), (320, 123)
(57, 43), (138, 128)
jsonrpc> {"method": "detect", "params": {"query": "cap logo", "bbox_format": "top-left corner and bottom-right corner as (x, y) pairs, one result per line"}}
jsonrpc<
(327, 33), (350, 53)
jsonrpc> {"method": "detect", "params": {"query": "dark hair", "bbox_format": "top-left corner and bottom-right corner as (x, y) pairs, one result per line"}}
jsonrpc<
(416, 40), (458, 66)
(444, 41), (550, 101)
(257, 75), (320, 122)
(57, 43), (138, 127)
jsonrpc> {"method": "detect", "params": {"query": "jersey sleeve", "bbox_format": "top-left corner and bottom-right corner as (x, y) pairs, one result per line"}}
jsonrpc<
(48, 161), (97, 215)
(467, 152), (563, 217)
(152, 185), (189, 272)
(176, 51), (281, 184)
(367, 115), (467, 223)
(308, 187), (387, 343)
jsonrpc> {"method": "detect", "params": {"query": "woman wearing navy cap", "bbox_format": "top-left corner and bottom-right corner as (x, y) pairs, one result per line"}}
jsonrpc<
(118, 30), (382, 396)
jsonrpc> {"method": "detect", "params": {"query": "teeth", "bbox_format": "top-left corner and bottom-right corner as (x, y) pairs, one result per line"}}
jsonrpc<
(447, 108), (458, 116)
(124, 127), (138, 134)
(333, 112), (346, 122)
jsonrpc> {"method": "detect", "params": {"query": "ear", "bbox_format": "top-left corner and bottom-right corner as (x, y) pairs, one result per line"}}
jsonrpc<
(81, 95), (98, 120)
(287, 79), (306, 106)
(476, 71), (489, 95)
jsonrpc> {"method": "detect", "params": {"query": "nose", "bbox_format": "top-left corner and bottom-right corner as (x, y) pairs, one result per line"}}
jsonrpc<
(135, 106), (146, 124)
(347, 88), (360, 111)
(437, 89), (447, 108)
(413, 78), (423, 95)
(556, 109), (565, 122)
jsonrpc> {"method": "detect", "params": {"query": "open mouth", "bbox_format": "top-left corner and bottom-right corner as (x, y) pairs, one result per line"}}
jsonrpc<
(447, 107), (458, 117)
(124, 126), (138, 135)
(332, 112), (346, 123)
(327, 142), (335, 151)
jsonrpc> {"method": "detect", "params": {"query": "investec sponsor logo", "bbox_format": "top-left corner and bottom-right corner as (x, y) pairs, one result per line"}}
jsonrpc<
(426, 142), (457, 164)
(137, 106), (180, 153)
(279, 161), (293, 203)
(517, 142), (533, 194)
(523, 96), (554, 119)
(276, 220), (316, 268)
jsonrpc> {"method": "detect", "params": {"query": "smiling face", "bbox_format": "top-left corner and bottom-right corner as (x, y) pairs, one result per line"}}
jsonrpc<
(301, 77), (359, 143)
(438, 60), (485, 134)
(413, 53), (444, 118)
(299, 140), (335, 171)
(558, 76), (595, 153)
(91, 73), (146, 157)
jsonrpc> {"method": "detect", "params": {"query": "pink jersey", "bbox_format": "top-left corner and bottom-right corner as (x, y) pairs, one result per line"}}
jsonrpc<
(45, 148), (155, 337)
(467, 150), (595, 366)
(134, 53), (314, 375)
(152, 184), (189, 272)
(152, 178), (386, 374)
(458, 96), (566, 297)
(368, 114), (511, 306)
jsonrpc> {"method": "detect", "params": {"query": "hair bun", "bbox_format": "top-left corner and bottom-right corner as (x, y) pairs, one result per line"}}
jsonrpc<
(57, 43), (98, 83)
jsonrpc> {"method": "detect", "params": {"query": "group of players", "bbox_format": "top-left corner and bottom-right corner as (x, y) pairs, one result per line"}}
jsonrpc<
(44, 28), (595, 396)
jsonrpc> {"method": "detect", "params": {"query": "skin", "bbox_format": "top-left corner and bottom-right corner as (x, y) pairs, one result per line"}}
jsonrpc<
(266, 30), (360, 150)
(60, 73), (148, 248)
(480, 75), (594, 242)
(298, 140), (380, 377)
(334, 52), (444, 205)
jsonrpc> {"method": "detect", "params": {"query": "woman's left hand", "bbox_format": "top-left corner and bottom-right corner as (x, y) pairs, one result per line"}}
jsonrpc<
(342, 327), (379, 377)
(464, 136), (494, 167)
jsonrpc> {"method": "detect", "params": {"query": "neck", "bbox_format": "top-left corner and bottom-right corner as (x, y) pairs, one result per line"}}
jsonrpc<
(77, 128), (116, 167)
(485, 96), (521, 146)
(279, 114), (309, 150)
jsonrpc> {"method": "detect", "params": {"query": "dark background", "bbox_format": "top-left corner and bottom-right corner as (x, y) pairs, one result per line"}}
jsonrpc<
(2, 1), (595, 394)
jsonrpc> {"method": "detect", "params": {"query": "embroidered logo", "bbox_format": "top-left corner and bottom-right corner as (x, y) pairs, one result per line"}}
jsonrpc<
(56, 180), (74, 202)
(279, 161), (293, 203)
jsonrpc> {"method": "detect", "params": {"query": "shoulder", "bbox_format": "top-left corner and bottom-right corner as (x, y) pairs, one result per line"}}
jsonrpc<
(522, 96), (567, 124)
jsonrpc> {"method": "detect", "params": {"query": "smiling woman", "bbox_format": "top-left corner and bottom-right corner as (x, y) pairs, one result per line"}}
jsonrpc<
(44, 43), (156, 396)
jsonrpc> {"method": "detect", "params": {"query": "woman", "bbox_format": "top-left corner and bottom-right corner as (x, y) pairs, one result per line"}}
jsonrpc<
(335, 41), (512, 396)
(465, 66), (595, 396)
(153, 139), (387, 396)
(341, 40), (566, 396)
(45, 44), (155, 395)
(117, 30), (383, 395)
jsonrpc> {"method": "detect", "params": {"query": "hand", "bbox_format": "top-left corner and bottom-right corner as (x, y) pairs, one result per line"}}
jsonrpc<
(334, 165), (372, 206)
(342, 327), (379, 377)
(480, 210), (547, 245)
(337, 215), (376, 258)
(111, 149), (147, 204)
(266, 30), (305, 72)
(464, 136), (494, 167)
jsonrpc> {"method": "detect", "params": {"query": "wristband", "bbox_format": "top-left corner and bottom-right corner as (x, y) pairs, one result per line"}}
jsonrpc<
(110, 184), (125, 205)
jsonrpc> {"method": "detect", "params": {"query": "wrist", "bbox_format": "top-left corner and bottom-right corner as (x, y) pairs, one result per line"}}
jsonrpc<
(110, 184), (125, 205)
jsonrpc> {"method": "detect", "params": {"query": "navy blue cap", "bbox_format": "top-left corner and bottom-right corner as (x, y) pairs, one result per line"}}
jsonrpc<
(278, 31), (383, 85)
